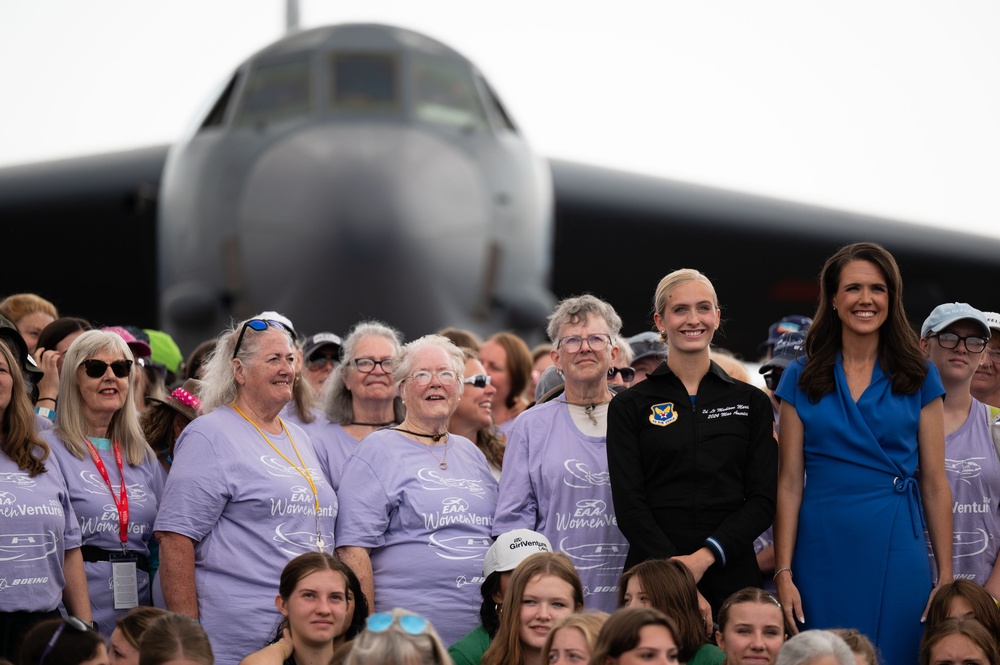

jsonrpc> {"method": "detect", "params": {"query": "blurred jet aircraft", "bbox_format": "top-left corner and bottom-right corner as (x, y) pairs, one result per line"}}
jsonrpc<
(2, 23), (1000, 358)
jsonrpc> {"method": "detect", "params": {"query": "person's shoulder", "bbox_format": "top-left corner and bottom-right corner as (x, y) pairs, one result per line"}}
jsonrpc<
(688, 643), (725, 665)
(448, 625), (490, 663)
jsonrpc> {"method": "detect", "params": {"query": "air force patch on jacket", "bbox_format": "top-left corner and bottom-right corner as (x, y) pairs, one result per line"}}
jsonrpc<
(649, 402), (677, 426)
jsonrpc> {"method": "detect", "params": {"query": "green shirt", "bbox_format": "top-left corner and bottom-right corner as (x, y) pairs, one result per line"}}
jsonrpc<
(687, 642), (726, 665)
(448, 624), (491, 665)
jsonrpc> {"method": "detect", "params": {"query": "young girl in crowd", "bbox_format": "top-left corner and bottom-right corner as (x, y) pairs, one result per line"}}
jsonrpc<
(923, 579), (1000, 635)
(109, 606), (168, 665)
(918, 617), (1000, 665)
(240, 553), (367, 665)
(829, 629), (878, 665)
(542, 613), (609, 665)
(589, 607), (680, 665)
(140, 613), (214, 665)
(618, 558), (723, 664)
(715, 588), (786, 665)
(481, 552), (584, 665)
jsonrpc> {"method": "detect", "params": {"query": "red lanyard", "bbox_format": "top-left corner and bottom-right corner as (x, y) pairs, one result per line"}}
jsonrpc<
(84, 439), (129, 552)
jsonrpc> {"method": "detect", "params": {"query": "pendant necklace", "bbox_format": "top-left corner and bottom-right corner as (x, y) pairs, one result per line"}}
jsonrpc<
(234, 404), (327, 551)
(557, 389), (614, 426)
(393, 426), (450, 470)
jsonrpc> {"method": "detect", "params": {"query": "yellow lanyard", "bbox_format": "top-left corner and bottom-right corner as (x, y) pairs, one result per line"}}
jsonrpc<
(232, 404), (325, 548)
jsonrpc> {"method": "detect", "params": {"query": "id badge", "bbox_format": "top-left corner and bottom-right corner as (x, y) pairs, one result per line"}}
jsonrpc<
(110, 551), (139, 610)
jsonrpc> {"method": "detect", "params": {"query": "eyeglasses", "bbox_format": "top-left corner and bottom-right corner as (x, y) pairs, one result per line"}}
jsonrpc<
(352, 357), (392, 373)
(306, 353), (338, 370)
(608, 366), (636, 382)
(81, 359), (133, 379)
(366, 612), (429, 635)
(463, 374), (491, 388)
(407, 370), (458, 386)
(986, 348), (1000, 364)
(929, 332), (988, 354)
(232, 319), (298, 358)
(763, 369), (783, 391)
(39, 616), (92, 665)
(556, 334), (612, 353)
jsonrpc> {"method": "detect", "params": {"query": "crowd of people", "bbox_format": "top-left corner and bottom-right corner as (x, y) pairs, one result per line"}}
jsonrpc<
(2, 241), (1000, 665)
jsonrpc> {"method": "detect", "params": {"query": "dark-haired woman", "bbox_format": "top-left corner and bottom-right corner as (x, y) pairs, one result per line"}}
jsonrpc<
(774, 242), (952, 665)
(0, 341), (91, 662)
(239, 552), (367, 665)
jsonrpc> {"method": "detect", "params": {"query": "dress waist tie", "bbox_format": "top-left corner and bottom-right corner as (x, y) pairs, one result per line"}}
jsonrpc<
(893, 475), (925, 538)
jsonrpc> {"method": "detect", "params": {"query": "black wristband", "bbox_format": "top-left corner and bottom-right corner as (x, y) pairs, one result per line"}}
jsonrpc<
(37, 397), (57, 404)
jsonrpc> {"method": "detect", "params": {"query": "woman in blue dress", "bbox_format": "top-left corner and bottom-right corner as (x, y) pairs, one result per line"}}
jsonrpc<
(773, 242), (952, 665)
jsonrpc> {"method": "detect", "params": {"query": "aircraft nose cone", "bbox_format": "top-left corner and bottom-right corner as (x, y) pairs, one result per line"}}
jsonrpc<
(236, 123), (491, 336)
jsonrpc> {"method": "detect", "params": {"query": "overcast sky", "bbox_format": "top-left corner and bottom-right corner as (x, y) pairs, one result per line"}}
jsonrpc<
(2, 1), (998, 237)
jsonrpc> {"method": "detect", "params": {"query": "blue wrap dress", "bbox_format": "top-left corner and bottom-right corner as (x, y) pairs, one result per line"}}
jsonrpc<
(776, 356), (944, 665)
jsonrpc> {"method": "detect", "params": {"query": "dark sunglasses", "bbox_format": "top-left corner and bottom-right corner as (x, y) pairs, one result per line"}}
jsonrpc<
(233, 318), (298, 358)
(39, 616), (92, 665)
(608, 366), (636, 382)
(81, 358), (133, 379)
(306, 353), (338, 370)
(462, 374), (492, 388)
(366, 612), (429, 635)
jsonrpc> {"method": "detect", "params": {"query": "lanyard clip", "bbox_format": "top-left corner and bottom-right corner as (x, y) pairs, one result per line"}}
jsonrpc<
(121, 542), (128, 556)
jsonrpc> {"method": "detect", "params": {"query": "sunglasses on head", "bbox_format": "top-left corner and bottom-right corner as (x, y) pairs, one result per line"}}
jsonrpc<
(233, 318), (298, 358)
(81, 359), (133, 378)
(463, 374), (491, 388)
(39, 616), (92, 665)
(608, 366), (636, 382)
(366, 612), (429, 635)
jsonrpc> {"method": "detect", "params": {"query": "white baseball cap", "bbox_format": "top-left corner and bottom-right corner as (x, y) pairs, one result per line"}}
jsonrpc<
(483, 529), (552, 578)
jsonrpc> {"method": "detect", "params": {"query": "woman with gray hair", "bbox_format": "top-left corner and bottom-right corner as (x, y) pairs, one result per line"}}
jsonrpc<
(494, 294), (630, 614)
(775, 630), (853, 665)
(316, 320), (405, 490)
(154, 317), (339, 665)
(336, 335), (498, 647)
(43, 330), (163, 637)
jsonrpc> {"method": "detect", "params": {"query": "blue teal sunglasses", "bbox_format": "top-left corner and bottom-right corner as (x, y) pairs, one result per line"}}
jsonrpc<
(233, 318), (297, 358)
(366, 612), (429, 635)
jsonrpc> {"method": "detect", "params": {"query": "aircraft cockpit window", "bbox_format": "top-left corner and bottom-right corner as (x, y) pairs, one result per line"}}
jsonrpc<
(329, 54), (399, 112)
(413, 56), (488, 131)
(234, 58), (312, 128)
(478, 77), (518, 133)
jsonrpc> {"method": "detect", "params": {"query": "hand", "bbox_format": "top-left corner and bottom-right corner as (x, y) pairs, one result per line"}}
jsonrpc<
(775, 573), (804, 635)
(277, 627), (294, 658)
(922, 583), (947, 623)
(33, 347), (60, 403)
(696, 590), (714, 637)
(671, 548), (715, 583)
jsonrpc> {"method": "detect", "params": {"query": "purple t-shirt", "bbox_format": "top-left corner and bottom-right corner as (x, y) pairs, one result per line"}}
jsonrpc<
(44, 431), (163, 637)
(929, 399), (1000, 585)
(154, 406), (339, 665)
(493, 401), (629, 613)
(0, 448), (80, 612)
(335, 429), (498, 647)
(281, 405), (361, 491)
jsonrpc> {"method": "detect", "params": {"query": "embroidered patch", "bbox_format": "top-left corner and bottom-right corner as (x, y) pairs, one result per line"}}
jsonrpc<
(649, 402), (678, 427)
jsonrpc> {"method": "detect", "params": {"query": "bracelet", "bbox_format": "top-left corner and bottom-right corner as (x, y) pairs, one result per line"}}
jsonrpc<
(37, 397), (57, 404)
(35, 406), (55, 420)
(773, 567), (793, 580)
(278, 643), (288, 659)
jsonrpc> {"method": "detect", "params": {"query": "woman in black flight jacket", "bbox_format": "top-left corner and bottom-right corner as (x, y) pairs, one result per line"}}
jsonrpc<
(607, 268), (778, 616)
